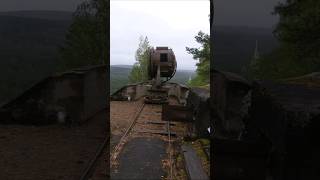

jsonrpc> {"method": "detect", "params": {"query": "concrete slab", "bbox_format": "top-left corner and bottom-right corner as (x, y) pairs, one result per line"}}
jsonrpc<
(182, 145), (209, 180)
(111, 137), (166, 180)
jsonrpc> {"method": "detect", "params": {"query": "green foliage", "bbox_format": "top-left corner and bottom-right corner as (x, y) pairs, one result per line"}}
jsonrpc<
(129, 63), (144, 83)
(186, 31), (210, 86)
(128, 36), (152, 83)
(251, 46), (307, 80)
(251, 0), (320, 80)
(58, 0), (108, 71)
(187, 74), (208, 87)
(273, 0), (320, 70)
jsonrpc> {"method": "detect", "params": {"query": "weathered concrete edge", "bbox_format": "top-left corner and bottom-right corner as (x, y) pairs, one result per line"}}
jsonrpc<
(182, 144), (209, 180)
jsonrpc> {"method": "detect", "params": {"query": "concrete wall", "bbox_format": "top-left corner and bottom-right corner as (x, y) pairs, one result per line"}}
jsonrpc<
(245, 81), (320, 179)
(165, 83), (189, 104)
(134, 84), (150, 100)
(51, 73), (84, 123)
(187, 88), (210, 137)
(212, 71), (227, 126)
(212, 70), (251, 139)
(0, 65), (107, 125)
(110, 82), (189, 103)
(111, 83), (151, 101)
(83, 66), (107, 122)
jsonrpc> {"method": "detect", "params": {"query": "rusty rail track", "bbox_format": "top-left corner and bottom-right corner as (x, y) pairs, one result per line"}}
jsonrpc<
(167, 114), (173, 180)
(110, 103), (146, 167)
(110, 101), (174, 179)
(80, 136), (109, 180)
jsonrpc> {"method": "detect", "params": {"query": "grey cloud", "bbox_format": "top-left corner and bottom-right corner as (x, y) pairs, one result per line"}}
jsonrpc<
(0, 0), (83, 11)
(215, 0), (283, 28)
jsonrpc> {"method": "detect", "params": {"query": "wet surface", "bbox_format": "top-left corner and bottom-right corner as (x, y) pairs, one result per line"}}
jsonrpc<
(111, 137), (166, 180)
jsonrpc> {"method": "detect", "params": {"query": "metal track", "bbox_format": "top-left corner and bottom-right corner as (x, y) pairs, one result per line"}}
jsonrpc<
(167, 114), (173, 180)
(110, 103), (145, 166)
(80, 136), (109, 180)
(79, 103), (148, 180)
(110, 102), (174, 179)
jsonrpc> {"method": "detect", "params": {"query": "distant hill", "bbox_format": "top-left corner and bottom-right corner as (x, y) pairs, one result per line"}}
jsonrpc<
(0, 11), (280, 101)
(0, 11), (72, 103)
(110, 66), (132, 94)
(214, 25), (278, 74)
(110, 27), (278, 81)
(170, 70), (195, 84)
(110, 65), (195, 94)
(111, 65), (133, 69)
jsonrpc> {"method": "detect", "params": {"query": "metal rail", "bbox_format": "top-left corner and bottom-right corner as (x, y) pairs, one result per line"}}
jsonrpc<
(110, 101), (175, 179)
(80, 136), (109, 180)
(110, 103), (145, 166)
(167, 116), (173, 180)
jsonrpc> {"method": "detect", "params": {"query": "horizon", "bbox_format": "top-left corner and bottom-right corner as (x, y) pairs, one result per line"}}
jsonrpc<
(110, 64), (196, 72)
(110, 1), (210, 71)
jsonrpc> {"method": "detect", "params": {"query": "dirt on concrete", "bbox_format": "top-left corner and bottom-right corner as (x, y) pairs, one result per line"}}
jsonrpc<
(110, 98), (190, 180)
(110, 100), (143, 137)
(0, 111), (106, 180)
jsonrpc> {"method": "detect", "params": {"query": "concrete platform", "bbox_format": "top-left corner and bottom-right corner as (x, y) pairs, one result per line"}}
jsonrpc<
(111, 137), (166, 180)
(182, 145), (209, 180)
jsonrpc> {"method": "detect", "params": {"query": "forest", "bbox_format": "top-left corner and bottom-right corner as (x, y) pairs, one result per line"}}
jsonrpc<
(0, 12), (72, 104)
(0, 0), (107, 104)
(0, 10), (276, 103)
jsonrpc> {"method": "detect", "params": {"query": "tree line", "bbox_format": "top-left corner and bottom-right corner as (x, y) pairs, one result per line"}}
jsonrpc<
(58, 0), (108, 72)
(57, 0), (320, 86)
(60, 0), (209, 87)
(127, 32), (210, 87)
(248, 0), (320, 80)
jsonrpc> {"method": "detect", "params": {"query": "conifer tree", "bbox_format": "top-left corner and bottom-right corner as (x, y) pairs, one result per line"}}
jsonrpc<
(58, 0), (108, 71)
(186, 31), (210, 86)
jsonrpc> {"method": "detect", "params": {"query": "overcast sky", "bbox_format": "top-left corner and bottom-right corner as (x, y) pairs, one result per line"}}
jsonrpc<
(215, 0), (282, 28)
(0, 0), (82, 11)
(0, 0), (282, 70)
(111, 0), (210, 71)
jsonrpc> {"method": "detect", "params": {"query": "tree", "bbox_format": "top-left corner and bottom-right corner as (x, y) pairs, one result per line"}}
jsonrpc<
(274, 0), (320, 65)
(253, 47), (306, 80)
(58, 0), (108, 71)
(273, 0), (320, 71)
(128, 36), (152, 83)
(186, 31), (210, 86)
(252, 0), (320, 80)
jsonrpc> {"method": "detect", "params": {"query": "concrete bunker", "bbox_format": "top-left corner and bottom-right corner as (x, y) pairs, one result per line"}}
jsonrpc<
(0, 65), (107, 125)
(212, 69), (252, 139)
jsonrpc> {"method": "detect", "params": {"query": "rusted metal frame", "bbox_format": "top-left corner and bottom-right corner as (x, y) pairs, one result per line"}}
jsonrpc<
(162, 104), (193, 122)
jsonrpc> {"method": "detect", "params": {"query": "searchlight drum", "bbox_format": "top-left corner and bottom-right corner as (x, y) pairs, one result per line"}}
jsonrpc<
(145, 47), (177, 104)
